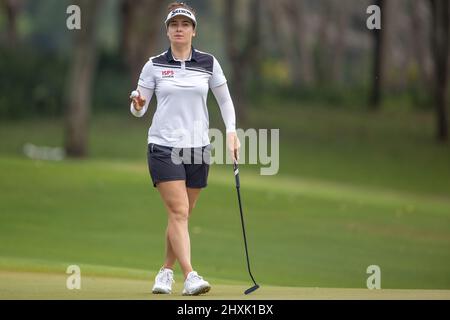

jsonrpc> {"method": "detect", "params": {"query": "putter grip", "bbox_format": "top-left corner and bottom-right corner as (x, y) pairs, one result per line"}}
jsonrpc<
(234, 162), (240, 188)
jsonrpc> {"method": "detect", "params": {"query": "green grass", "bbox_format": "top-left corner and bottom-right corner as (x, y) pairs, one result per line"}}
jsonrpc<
(0, 106), (450, 299)
(2, 270), (450, 300)
(0, 156), (449, 290)
(251, 104), (450, 196)
(2, 106), (449, 195)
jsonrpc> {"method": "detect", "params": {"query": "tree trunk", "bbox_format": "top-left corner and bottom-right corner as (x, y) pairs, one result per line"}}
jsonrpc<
(246, 0), (261, 90)
(370, 0), (385, 110)
(267, 0), (297, 84)
(224, 0), (261, 125)
(1, 0), (22, 48)
(65, 0), (103, 158)
(120, 0), (165, 84)
(410, 0), (433, 89)
(224, 0), (244, 122)
(315, 1), (334, 86)
(330, 0), (347, 84)
(282, 0), (314, 86)
(430, 0), (449, 142)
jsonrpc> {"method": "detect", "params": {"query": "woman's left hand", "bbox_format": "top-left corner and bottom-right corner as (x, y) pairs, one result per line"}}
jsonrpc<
(227, 132), (241, 163)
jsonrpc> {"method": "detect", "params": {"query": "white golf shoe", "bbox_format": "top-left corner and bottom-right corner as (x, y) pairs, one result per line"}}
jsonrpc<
(182, 271), (211, 296)
(152, 267), (174, 294)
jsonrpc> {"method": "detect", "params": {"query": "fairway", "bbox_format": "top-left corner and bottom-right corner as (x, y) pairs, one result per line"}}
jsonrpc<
(1, 111), (450, 299)
(1, 153), (450, 293)
(1, 270), (450, 300)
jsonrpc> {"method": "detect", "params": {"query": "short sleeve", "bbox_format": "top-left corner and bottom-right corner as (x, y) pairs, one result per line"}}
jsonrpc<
(209, 57), (227, 89)
(138, 60), (156, 90)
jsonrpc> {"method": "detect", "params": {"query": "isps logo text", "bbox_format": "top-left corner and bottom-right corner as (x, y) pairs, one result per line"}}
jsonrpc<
(162, 70), (175, 78)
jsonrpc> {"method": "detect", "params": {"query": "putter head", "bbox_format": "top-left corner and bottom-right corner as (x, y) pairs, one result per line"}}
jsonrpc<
(244, 284), (259, 295)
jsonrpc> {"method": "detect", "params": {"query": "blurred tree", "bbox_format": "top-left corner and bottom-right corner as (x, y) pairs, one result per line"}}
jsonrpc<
(329, 0), (348, 84)
(1, 0), (23, 48)
(120, 0), (165, 84)
(224, 0), (261, 124)
(315, 1), (332, 86)
(65, 0), (104, 157)
(410, 0), (433, 89)
(430, 0), (449, 142)
(280, 0), (314, 86)
(370, 0), (386, 110)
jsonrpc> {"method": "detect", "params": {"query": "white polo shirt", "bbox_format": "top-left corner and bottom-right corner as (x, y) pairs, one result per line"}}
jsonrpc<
(137, 47), (228, 148)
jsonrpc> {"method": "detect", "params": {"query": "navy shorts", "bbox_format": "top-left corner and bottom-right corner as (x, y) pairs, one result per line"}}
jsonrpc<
(147, 143), (211, 188)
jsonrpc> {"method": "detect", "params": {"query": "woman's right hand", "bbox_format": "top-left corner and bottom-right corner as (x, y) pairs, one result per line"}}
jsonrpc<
(227, 132), (241, 164)
(130, 90), (146, 111)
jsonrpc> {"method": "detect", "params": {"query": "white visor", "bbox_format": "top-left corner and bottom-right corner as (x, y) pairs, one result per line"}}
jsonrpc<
(165, 8), (197, 27)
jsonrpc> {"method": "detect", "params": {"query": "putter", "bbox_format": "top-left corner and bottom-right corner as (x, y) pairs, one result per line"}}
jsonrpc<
(233, 160), (260, 295)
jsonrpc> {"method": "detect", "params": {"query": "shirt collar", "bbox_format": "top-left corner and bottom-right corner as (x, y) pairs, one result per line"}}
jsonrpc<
(166, 46), (198, 62)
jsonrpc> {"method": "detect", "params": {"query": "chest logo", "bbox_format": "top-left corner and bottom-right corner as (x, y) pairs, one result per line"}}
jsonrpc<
(162, 70), (175, 78)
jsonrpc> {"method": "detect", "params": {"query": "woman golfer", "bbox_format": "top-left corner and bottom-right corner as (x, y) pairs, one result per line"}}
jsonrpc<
(130, 2), (240, 295)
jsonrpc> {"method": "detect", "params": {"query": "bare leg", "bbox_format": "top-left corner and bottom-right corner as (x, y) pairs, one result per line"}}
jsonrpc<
(162, 186), (202, 273)
(157, 180), (193, 279)
(187, 187), (202, 218)
(163, 226), (177, 270)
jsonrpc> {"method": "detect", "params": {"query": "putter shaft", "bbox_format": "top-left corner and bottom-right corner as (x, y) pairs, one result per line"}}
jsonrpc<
(233, 161), (259, 293)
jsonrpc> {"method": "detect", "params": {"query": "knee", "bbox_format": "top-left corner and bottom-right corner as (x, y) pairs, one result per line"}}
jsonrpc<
(168, 204), (189, 222)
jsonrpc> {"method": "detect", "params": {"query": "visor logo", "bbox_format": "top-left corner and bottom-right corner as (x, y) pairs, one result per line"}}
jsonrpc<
(171, 9), (192, 17)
